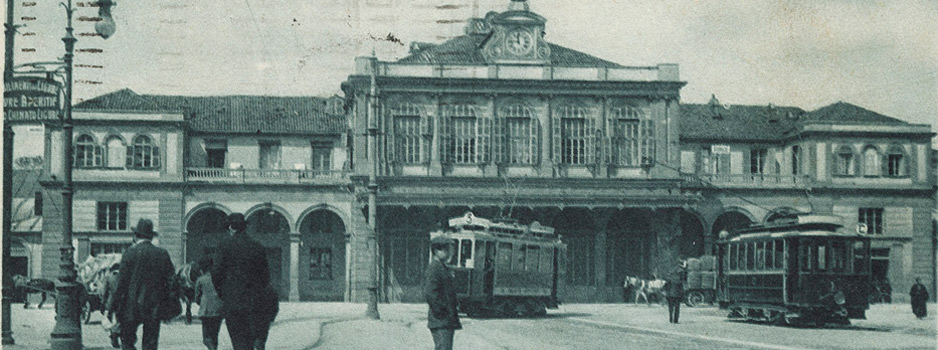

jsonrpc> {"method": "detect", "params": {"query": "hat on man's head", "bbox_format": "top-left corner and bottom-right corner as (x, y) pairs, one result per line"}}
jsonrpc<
(226, 213), (247, 230)
(133, 218), (157, 238)
(430, 236), (454, 248)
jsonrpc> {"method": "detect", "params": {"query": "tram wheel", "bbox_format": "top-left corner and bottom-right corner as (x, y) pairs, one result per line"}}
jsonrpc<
(81, 301), (92, 324)
(685, 291), (705, 307)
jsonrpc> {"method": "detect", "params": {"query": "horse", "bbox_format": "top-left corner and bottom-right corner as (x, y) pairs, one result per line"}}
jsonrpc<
(624, 276), (667, 306)
(174, 262), (199, 324)
(12, 275), (56, 309)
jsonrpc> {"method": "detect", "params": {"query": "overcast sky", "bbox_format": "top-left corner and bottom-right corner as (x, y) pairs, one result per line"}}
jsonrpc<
(10, 0), (937, 130)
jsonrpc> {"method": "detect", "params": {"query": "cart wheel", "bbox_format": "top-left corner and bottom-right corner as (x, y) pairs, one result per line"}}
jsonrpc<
(81, 301), (92, 324)
(685, 291), (705, 307)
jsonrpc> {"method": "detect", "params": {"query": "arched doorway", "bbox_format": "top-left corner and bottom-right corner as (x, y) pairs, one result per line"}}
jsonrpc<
(680, 211), (705, 258)
(185, 207), (228, 265)
(246, 207), (291, 301)
(606, 209), (653, 292)
(298, 209), (347, 301)
(551, 208), (596, 292)
(711, 211), (753, 253)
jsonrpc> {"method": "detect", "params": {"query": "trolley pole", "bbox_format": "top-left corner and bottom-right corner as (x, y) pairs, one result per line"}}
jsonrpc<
(364, 53), (380, 320)
(2, 0), (17, 344)
(49, 1), (83, 349)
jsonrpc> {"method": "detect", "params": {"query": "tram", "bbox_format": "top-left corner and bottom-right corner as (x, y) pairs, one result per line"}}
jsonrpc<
(716, 214), (872, 326)
(429, 212), (567, 317)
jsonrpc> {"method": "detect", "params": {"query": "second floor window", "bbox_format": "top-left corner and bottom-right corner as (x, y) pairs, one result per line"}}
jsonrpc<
(259, 141), (281, 169)
(97, 202), (128, 231)
(610, 107), (654, 166)
(129, 135), (160, 169)
(205, 140), (227, 169)
(561, 118), (587, 165)
(497, 104), (538, 165)
(835, 146), (855, 176)
(394, 116), (422, 164)
(791, 145), (801, 175)
(886, 146), (906, 177)
(750, 149), (767, 174)
(75, 134), (102, 168)
(452, 117), (478, 163)
(311, 142), (332, 171)
(859, 207), (884, 235)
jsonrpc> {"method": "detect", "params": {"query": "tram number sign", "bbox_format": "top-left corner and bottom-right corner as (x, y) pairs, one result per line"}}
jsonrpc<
(710, 145), (731, 154)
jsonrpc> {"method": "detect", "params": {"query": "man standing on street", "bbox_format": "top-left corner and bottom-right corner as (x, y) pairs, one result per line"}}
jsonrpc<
(425, 236), (461, 350)
(665, 259), (687, 324)
(113, 219), (176, 350)
(910, 277), (929, 319)
(212, 213), (278, 350)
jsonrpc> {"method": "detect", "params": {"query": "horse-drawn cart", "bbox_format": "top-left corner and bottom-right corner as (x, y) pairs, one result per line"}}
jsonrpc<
(77, 253), (121, 324)
(683, 255), (717, 307)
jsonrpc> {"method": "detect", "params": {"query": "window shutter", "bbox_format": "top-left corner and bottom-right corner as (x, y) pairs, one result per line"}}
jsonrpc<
(881, 153), (889, 176)
(603, 115), (612, 164)
(585, 115), (596, 164)
(531, 117), (540, 164)
(386, 108), (395, 164)
(126, 145), (134, 168)
(551, 110), (562, 164)
(94, 146), (103, 167)
(439, 112), (450, 163)
(420, 114), (431, 163)
(478, 117), (491, 163)
(493, 116), (504, 163)
(153, 146), (161, 168)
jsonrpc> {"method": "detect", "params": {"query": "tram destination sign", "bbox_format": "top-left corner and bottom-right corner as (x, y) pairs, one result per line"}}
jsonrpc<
(3, 77), (61, 122)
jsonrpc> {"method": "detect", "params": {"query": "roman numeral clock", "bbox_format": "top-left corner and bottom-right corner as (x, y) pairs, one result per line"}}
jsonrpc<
(482, 5), (551, 64)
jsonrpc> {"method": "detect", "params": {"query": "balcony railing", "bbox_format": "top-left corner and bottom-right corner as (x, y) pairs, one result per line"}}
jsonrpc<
(681, 173), (811, 188)
(186, 167), (347, 184)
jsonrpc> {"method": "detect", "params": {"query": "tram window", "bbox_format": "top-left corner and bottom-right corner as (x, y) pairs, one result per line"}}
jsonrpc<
(540, 246), (553, 273)
(853, 241), (868, 273)
(831, 241), (846, 272)
(817, 244), (827, 270)
(756, 242), (766, 270)
(485, 241), (496, 270)
(729, 244), (738, 270)
(526, 245), (540, 271)
(497, 242), (512, 270)
(460, 239), (473, 268)
(514, 244), (526, 270)
(774, 240), (784, 269)
(800, 240), (812, 271)
(746, 243), (755, 270)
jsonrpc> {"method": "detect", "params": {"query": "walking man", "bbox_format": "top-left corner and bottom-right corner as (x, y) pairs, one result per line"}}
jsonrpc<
(113, 219), (176, 350)
(212, 213), (279, 350)
(194, 256), (223, 350)
(665, 259), (687, 324)
(425, 236), (461, 350)
(910, 277), (929, 319)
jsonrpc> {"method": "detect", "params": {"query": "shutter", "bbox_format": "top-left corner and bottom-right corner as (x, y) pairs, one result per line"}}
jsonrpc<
(439, 111), (450, 163)
(881, 152), (888, 176)
(94, 146), (103, 167)
(531, 117), (540, 164)
(386, 107), (395, 164)
(493, 116), (504, 163)
(585, 114), (596, 165)
(478, 117), (492, 163)
(126, 145), (134, 168)
(552, 108), (562, 164)
(603, 115), (612, 164)
(420, 114), (431, 163)
(152, 146), (161, 168)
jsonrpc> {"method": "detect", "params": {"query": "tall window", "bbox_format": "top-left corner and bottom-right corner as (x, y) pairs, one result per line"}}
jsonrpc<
(859, 208), (884, 235)
(311, 142), (332, 171)
(96, 202), (128, 231)
(610, 107), (654, 166)
(886, 145), (905, 177)
(443, 104), (488, 164)
(863, 146), (879, 176)
(499, 104), (537, 164)
(205, 139), (227, 169)
(750, 149), (767, 174)
(835, 145), (855, 176)
(561, 118), (587, 165)
(129, 135), (160, 169)
(106, 136), (124, 168)
(702, 147), (729, 174)
(394, 116), (422, 164)
(75, 134), (102, 168)
(452, 117), (477, 163)
(259, 141), (281, 169)
(791, 145), (801, 175)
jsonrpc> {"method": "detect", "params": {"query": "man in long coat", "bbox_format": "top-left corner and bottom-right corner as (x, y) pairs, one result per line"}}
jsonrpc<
(665, 259), (687, 324)
(425, 236), (461, 350)
(910, 277), (929, 319)
(212, 213), (278, 350)
(113, 219), (176, 350)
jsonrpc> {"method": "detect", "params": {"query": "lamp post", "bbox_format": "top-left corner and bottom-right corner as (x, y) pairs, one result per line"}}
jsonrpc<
(2, 0), (18, 344)
(364, 53), (380, 320)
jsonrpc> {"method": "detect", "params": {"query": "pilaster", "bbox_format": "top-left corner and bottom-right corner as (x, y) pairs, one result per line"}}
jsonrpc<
(288, 233), (301, 302)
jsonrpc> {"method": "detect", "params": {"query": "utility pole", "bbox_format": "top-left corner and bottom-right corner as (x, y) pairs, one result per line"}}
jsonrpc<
(2, 0), (18, 344)
(364, 53), (380, 320)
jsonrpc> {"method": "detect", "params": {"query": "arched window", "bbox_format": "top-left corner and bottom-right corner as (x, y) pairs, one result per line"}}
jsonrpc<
(105, 135), (124, 168)
(441, 104), (488, 164)
(388, 103), (428, 164)
(834, 145), (855, 176)
(610, 106), (654, 166)
(886, 145), (906, 177)
(496, 104), (538, 165)
(862, 146), (879, 176)
(75, 134), (102, 168)
(553, 106), (596, 165)
(128, 135), (160, 169)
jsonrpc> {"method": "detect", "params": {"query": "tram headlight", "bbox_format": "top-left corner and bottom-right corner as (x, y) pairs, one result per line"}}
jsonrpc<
(834, 290), (846, 306)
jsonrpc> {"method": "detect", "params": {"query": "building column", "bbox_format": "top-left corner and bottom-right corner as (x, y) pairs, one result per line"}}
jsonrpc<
(430, 94), (442, 175)
(289, 233), (301, 302)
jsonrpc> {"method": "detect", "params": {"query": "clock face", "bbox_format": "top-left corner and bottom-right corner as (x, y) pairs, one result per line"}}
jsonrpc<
(506, 30), (533, 55)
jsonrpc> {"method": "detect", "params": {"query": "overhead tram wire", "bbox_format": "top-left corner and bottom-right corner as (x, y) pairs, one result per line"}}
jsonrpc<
(652, 159), (775, 213)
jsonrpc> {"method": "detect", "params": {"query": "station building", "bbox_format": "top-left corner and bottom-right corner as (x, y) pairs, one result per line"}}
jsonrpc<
(24, 0), (936, 303)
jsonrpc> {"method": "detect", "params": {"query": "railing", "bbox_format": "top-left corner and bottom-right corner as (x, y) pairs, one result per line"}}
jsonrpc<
(370, 62), (680, 82)
(681, 173), (811, 188)
(186, 167), (347, 184)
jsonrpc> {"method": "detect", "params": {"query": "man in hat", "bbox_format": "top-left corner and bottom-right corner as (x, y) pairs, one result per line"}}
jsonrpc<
(212, 213), (278, 350)
(664, 259), (687, 324)
(424, 236), (461, 350)
(113, 218), (176, 350)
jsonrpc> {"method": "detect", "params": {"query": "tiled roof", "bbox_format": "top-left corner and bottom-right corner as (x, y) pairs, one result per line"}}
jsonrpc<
(680, 103), (805, 141)
(74, 89), (346, 135)
(399, 34), (623, 68)
(802, 101), (907, 125)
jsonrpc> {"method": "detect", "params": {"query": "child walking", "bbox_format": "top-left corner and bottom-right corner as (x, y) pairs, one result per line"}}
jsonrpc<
(194, 257), (224, 350)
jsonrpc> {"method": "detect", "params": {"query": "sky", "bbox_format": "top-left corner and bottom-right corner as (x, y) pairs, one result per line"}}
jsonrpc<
(7, 0), (937, 131)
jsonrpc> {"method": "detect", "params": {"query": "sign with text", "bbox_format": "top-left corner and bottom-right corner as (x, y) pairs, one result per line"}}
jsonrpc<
(3, 77), (61, 123)
(710, 144), (731, 154)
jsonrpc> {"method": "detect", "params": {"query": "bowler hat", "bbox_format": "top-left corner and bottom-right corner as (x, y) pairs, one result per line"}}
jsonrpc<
(226, 213), (247, 230)
(133, 218), (157, 238)
(430, 236), (454, 248)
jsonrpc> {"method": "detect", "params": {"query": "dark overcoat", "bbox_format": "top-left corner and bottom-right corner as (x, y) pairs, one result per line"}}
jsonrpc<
(665, 269), (686, 299)
(424, 258), (461, 330)
(211, 232), (274, 316)
(910, 282), (929, 318)
(113, 241), (175, 323)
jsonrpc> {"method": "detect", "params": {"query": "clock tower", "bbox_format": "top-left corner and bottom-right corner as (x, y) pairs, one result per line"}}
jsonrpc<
(481, 0), (551, 65)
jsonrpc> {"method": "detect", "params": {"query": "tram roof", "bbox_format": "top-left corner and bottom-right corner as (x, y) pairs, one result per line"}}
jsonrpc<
(723, 215), (869, 243)
(723, 229), (867, 243)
